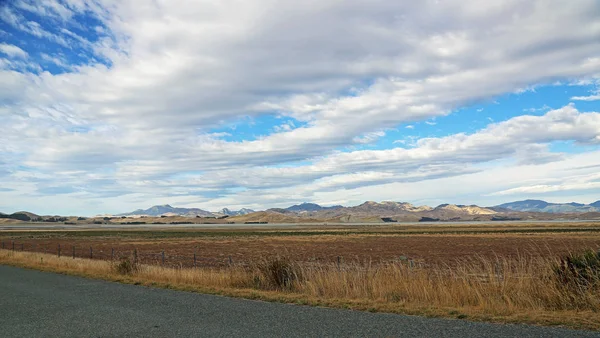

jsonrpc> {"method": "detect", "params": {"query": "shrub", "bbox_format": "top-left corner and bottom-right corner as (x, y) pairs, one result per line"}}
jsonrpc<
(114, 257), (139, 275)
(256, 257), (303, 290)
(554, 249), (600, 289)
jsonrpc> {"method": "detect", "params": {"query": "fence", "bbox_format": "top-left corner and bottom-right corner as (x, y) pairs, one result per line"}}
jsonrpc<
(0, 240), (420, 270)
(0, 240), (242, 269)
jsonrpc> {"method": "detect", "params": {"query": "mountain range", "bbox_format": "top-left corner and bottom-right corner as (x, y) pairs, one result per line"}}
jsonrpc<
(116, 205), (255, 218)
(113, 201), (503, 223)
(4, 199), (599, 224)
(114, 199), (600, 219)
(494, 199), (600, 213)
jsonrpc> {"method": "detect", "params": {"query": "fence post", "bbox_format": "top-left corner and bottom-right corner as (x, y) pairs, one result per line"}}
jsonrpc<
(111, 248), (114, 261)
(72, 246), (75, 259)
(337, 256), (341, 270)
(58, 244), (61, 258)
(90, 246), (93, 259)
(21, 243), (24, 251)
(162, 251), (165, 265)
(228, 256), (233, 265)
(133, 249), (138, 264)
(193, 251), (197, 268)
(12, 241), (14, 252)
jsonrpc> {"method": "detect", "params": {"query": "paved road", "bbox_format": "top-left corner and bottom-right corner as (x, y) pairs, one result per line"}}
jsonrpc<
(0, 265), (597, 337)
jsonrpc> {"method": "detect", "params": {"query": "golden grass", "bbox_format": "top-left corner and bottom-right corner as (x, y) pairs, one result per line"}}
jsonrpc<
(1, 249), (599, 331)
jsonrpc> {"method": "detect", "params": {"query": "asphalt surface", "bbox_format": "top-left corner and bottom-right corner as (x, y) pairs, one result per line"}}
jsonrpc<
(0, 265), (598, 337)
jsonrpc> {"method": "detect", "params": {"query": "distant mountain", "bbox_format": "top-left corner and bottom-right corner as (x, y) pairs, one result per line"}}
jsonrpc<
(496, 199), (549, 211)
(118, 205), (214, 217)
(220, 208), (255, 216)
(284, 203), (343, 212)
(495, 199), (600, 213)
(118, 205), (256, 217)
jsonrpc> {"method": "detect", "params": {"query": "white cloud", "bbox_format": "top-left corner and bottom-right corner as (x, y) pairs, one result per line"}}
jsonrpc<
(273, 120), (296, 133)
(523, 104), (551, 112)
(15, 0), (74, 21)
(0, 43), (28, 58)
(40, 53), (70, 69)
(352, 131), (386, 144)
(489, 172), (600, 196)
(571, 93), (600, 101)
(0, 6), (70, 46)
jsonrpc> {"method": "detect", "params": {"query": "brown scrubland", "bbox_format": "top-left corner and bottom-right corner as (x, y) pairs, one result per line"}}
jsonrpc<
(1, 224), (600, 330)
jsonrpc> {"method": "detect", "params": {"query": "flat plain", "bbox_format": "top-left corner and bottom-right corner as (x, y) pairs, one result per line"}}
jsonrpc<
(1, 221), (599, 267)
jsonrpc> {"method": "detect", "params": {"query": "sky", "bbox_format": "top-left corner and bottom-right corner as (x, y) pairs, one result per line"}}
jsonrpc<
(1, 0), (600, 216)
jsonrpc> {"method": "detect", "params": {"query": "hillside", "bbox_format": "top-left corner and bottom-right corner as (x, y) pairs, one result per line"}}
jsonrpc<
(229, 211), (331, 223)
(0, 211), (42, 222)
(434, 204), (497, 215)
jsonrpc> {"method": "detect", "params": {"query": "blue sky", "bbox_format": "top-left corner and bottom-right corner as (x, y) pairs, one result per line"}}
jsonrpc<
(1, 0), (600, 215)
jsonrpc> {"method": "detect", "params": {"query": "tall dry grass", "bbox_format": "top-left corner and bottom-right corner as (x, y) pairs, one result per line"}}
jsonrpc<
(252, 253), (600, 314)
(1, 248), (599, 328)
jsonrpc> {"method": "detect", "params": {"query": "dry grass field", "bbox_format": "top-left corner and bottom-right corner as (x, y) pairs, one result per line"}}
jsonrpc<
(1, 222), (600, 330)
(1, 222), (600, 268)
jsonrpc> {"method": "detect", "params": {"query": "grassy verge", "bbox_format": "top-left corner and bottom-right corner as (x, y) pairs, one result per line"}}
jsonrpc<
(1, 249), (599, 331)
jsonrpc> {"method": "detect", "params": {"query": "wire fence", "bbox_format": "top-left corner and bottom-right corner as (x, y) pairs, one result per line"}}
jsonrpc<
(0, 240), (250, 269)
(0, 241), (428, 270)
(0, 239), (424, 271)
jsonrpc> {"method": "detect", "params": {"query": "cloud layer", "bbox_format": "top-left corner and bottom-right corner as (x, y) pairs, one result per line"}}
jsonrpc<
(1, 0), (600, 214)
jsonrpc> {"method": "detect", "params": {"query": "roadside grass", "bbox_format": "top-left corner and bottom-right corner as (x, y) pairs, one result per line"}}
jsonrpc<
(1, 249), (599, 330)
